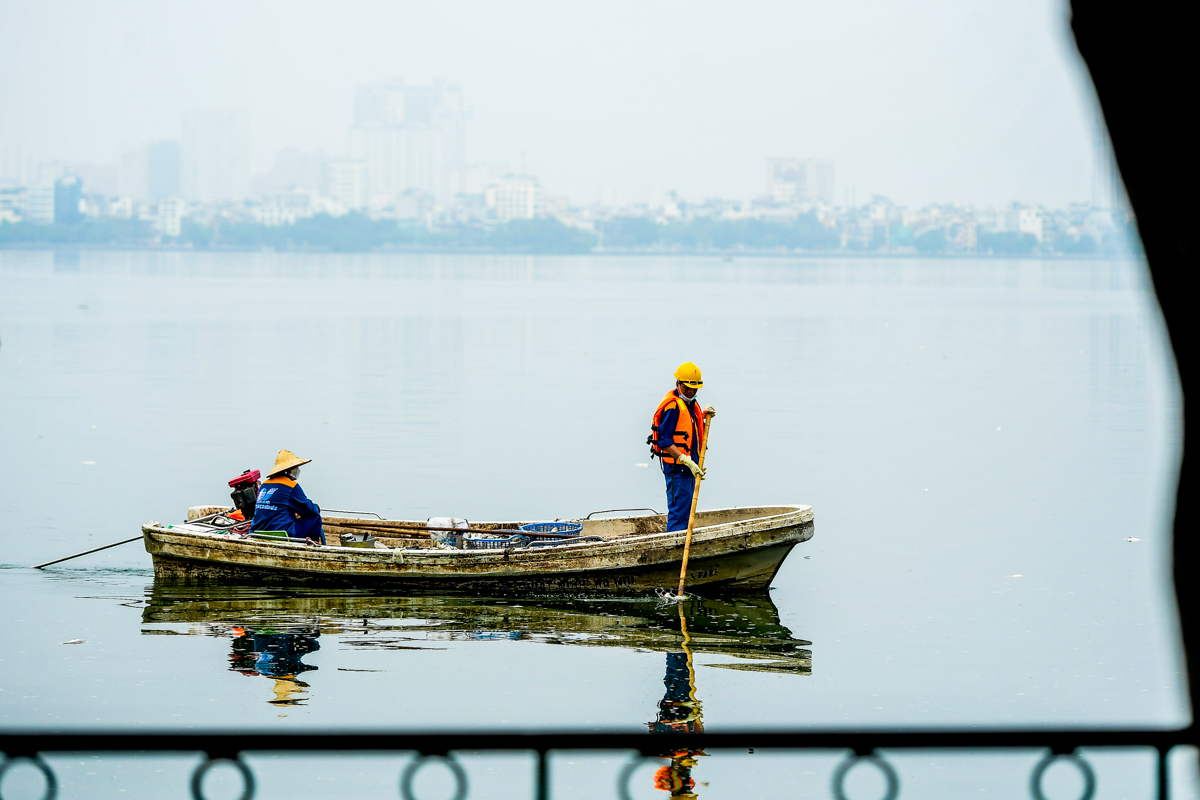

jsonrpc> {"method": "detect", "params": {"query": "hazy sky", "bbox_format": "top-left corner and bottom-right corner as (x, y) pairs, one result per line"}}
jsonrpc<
(0, 0), (1103, 207)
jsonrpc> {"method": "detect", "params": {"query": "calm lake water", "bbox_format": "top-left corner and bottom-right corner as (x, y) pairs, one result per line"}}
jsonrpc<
(0, 249), (1188, 798)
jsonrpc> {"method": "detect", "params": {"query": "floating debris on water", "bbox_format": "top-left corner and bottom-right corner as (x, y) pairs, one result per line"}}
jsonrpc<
(1125, 537), (1141, 542)
(61, 638), (84, 645)
(1008, 574), (1024, 578)
(655, 587), (692, 604)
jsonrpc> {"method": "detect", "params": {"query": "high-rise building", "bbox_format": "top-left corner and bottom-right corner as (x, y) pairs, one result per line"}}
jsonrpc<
(54, 176), (83, 224)
(486, 175), (543, 221)
(348, 80), (469, 209)
(181, 110), (250, 203)
(156, 197), (187, 237)
(323, 160), (366, 211)
(147, 141), (181, 202)
(767, 158), (835, 205)
(25, 184), (55, 223)
(0, 142), (34, 188)
(0, 187), (26, 222)
(252, 149), (325, 197)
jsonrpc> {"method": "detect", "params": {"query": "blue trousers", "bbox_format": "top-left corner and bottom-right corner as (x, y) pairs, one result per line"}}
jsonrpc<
(291, 515), (325, 545)
(663, 465), (696, 532)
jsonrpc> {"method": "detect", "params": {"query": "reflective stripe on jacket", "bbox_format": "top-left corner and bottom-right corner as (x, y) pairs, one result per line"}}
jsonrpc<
(651, 390), (705, 465)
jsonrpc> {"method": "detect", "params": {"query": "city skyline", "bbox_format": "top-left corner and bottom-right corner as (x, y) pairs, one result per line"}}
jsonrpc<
(0, 82), (1127, 218)
(1, 0), (1106, 209)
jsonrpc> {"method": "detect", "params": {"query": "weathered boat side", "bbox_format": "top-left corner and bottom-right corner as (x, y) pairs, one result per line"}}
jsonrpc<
(142, 505), (813, 594)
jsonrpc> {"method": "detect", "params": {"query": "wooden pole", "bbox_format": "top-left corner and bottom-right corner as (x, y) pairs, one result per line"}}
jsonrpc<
(31, 535), (144, 569)
(676, 410), (715, 597)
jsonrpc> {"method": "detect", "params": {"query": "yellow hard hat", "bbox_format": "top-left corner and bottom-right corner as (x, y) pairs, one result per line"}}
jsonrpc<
(674, 362), (703, 388)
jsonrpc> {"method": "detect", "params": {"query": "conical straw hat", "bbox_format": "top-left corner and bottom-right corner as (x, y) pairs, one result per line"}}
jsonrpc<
(267, 449), (311, 478)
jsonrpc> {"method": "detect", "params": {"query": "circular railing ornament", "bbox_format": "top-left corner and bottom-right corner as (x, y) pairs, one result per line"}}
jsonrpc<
(400, 754), (467, 800)
(617, 755), (671, 800)
(190, 757), (255, 800)
(831, 753), (900, 800)
(0, 756), (58, 800)
(1029, 752), (1096, 800)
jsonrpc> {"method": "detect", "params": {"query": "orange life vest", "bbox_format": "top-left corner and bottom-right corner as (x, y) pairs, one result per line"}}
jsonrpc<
(650, 390), (705, 465)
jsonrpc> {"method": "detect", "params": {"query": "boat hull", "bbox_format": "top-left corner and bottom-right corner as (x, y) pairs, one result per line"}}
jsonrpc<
(142, 505), (813, 595)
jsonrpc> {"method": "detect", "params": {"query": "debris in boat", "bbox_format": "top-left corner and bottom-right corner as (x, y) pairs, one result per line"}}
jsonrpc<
(339, 531), (377, 548)
(428, 517), (469, 548)
(1125, 537), (1141, 542)
(61, 638), (84, 645)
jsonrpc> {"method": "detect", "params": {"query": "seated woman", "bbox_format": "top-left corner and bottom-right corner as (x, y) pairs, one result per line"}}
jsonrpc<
(251, 450), (324, 544)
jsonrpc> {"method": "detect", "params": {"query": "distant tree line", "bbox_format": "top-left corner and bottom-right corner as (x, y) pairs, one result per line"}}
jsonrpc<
(2, 211), (1136, 256)
(186, 214), (600, 254)
(0, 218), (155, 245)
(0, 215), (599, 254)
(598, 213), (840, 251)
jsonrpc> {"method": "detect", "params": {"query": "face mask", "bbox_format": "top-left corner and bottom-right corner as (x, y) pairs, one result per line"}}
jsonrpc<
(679, 388), (698, 401)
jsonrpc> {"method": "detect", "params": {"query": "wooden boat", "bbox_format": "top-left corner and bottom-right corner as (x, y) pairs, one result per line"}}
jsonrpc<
(141, 504), (813, 594)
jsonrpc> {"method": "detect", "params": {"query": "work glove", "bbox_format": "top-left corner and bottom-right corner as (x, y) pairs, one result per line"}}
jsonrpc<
(677, 454), (705, 479)
(704, 406), (716, 418)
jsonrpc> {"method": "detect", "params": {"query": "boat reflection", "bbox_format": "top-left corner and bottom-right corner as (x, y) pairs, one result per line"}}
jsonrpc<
(141, 581), (810, 729)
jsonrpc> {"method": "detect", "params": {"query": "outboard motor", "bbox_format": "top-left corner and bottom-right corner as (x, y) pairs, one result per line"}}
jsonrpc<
(228, 469), (261, 520)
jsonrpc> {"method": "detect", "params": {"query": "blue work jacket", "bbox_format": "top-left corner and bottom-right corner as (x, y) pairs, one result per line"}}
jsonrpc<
(251, 477), (320, 536)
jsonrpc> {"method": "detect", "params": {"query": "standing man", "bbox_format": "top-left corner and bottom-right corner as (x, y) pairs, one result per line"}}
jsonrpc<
(252, 449), (325, 544)
(650, 363), (716, 533)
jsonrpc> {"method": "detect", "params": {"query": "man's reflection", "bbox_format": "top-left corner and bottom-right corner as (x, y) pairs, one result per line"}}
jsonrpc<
(648, 603), (705, 798)
(229, 626), (320, 706)
(650, 651), (703, 734)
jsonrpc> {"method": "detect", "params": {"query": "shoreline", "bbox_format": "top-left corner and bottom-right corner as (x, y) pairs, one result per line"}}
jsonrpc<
(0, 243), (1139, 262)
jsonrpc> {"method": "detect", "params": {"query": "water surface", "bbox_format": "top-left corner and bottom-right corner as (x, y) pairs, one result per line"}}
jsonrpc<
(0, 251), (1183, 739)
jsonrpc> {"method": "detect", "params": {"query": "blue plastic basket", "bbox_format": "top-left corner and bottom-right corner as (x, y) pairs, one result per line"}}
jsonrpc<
(519, 522), (583, 536)
(463, 534), (530, 550)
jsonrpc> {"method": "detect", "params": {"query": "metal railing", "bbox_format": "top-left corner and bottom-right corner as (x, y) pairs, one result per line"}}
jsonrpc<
(2, 727), (1195, 800)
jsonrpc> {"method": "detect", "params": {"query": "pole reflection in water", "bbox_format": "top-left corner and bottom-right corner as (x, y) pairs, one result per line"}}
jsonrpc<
(141, 581), (812, 727)
(648, 602), (705, 798)
(228, 625), (320, 707)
